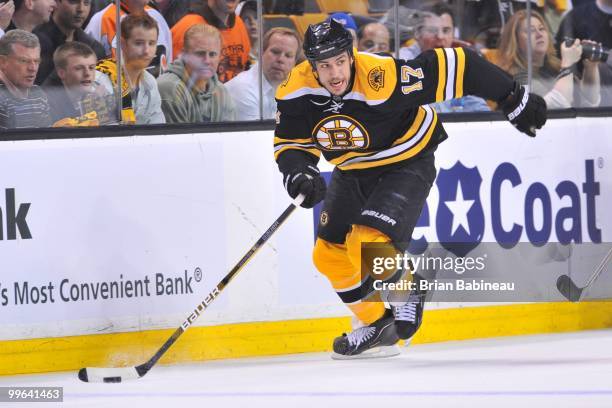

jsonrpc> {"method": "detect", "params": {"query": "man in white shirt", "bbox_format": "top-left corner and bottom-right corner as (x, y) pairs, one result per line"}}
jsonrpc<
(225, 27), (300, 121)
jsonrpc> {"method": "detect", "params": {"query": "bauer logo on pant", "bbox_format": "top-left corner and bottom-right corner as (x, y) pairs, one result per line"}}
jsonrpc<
(320, 211), (329, 226)
(312, 115), (370, 150)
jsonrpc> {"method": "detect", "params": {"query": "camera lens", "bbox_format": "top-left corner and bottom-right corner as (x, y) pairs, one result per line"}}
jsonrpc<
(581, 42), (609, 63)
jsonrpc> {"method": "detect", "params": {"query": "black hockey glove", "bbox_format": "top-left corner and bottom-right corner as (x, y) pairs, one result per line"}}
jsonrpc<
(283, 164), (327, 209)
(500, 82), (547, 137)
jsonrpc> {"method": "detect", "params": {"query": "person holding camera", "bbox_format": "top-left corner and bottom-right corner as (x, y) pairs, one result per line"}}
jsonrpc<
(555, 0), (612, 106)
(497, 10), (601, 108)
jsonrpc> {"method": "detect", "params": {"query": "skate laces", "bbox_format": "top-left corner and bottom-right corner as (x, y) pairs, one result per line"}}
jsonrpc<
(393, 301), (417, 322)
(346, 326), (376, 347)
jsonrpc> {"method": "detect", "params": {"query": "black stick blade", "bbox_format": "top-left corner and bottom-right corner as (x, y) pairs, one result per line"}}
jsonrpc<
(78, 368), (88, 382)
(556, 275), (583, 302)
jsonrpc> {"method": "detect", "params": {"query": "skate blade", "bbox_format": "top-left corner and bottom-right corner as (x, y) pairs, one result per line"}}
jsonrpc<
(401, 337), (414, 348)
(331, 344), (401, 360)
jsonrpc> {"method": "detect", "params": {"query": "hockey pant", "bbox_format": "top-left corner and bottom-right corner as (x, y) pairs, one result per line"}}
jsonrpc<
(313, 225), (413, 325)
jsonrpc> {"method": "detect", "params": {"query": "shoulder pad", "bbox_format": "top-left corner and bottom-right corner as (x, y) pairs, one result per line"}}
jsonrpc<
(275, 60), (324, 101)
(347, 52), (397, 105)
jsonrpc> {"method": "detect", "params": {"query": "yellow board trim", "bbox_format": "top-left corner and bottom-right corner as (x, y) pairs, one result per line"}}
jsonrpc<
(2, 301), (612, 376)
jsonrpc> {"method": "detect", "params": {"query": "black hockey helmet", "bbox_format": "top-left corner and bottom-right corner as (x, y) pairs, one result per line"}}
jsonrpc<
(303, 18), (353, 63)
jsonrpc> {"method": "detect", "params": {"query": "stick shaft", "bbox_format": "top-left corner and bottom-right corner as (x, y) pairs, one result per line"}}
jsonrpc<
(137, 198), (301, 375)
(585, 246), (612, 287)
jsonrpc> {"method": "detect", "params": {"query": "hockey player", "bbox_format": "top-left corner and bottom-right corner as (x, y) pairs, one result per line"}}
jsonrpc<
(274, 19), (547, 358)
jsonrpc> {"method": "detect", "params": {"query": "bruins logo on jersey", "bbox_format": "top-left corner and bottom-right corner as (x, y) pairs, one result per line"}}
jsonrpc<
(368, 66), (385, 91)
(313, 115), (370, 150)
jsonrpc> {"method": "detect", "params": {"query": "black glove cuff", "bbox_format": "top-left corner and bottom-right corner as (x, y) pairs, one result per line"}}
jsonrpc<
(501, 83), (529, 121)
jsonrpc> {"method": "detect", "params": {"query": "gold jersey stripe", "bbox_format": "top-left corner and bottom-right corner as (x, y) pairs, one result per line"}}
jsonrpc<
(274, 146), (321, 160)
(391, 107), (427, 146)
(274, 137), (313, 145)
(435, 48), (447, 102)
(327, 108), (428, 166)
(328, 147), (379, 165)
(338, 110), (438, 170)
(455, 47), (466, 98)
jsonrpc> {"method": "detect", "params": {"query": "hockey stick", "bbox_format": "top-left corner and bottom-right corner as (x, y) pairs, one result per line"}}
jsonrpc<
(78, 194), (304, 383)
(556, 246), (612, 302)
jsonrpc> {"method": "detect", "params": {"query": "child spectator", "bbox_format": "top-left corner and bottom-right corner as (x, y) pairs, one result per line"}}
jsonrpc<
(43, 41), (117, 126)
(86, 0), (172, 77)
(95, 14), (165, 124)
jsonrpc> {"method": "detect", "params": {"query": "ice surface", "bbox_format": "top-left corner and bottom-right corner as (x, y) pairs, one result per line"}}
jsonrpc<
(2, 330), (612, 408)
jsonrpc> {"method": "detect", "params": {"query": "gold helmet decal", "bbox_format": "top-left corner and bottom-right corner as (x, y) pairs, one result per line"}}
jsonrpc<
(313, 114), (370, 150)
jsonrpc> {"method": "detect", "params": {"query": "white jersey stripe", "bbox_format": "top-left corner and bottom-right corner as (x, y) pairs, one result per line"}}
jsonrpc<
(444, 48), (456, 100)
(340, 106), (434, 166)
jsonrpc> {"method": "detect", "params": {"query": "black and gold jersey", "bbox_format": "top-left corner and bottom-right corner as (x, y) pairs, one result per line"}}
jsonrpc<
(274, 47), (514, 172)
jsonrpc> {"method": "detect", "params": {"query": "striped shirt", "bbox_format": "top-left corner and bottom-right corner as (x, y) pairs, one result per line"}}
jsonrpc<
(0, 84), (53, 130)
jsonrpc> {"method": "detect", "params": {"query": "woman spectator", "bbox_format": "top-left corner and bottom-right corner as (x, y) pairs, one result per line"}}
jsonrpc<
(497, 10), (601, 109)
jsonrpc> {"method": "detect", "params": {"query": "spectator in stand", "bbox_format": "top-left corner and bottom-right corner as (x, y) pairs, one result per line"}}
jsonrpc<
(86, 0), (172, 77)
(33, 0), (106, 85)
(357, 22), (390, 53)
(498, 10), (601, 108)
(95, 14), (165, 124)
(460, 0), (546, 50)
(157, 24), (234, 123)
(172, 0), (250, 83)
(400, 6), (490, 113)
(542, 0), (569, 36)
(327, 12), (357, 48)
(571, 0), (594, 6)
(236, 0), (257, 65)
(398, 10), (448, 60)
(8, 0), (55, 32)
(43, 41), (116, 126)
(380, 5), (420, 52)
(263, 0), (303, 15)
(0, 1), (15, 38)
(153, 0), (190, 28)
(555, 0), (612, 106)
(225, 27), (299, 120)
(0, 29), (52, 129)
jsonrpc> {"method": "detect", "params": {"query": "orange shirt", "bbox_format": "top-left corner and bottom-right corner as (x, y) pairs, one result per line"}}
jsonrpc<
(171, 13), (250, 83)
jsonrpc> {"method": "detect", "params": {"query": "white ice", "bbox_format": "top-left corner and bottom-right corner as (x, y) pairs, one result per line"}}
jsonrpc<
(2, 329), (612, 408)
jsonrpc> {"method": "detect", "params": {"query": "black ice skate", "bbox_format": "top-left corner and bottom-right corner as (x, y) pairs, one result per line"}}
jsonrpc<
(331, 310), (400, 360)
(392, 277), (425, 342)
